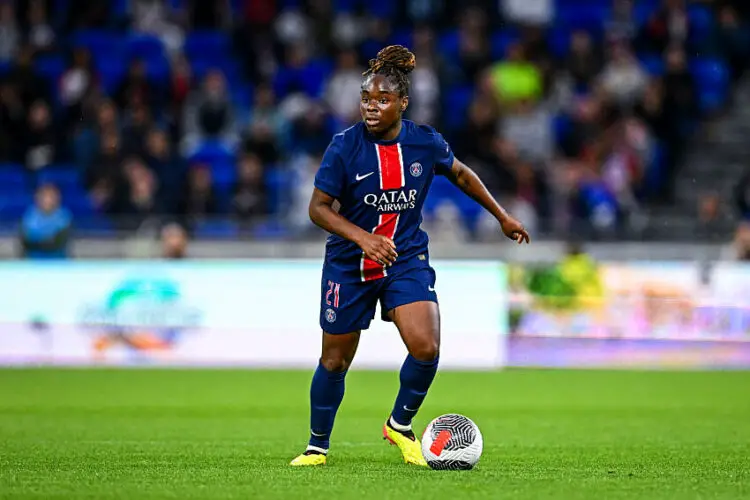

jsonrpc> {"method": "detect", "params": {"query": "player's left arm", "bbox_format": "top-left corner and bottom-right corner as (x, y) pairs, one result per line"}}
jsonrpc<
(443, 158), (530, 244)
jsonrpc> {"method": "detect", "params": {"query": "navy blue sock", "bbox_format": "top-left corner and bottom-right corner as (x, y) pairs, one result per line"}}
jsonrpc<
(308, 361), (347, 450)
(390, 354), (439, 428)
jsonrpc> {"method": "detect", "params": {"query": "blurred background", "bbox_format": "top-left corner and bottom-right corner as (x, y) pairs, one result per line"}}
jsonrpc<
(0, 0), (749, 257)
(1, 0), (750, 369)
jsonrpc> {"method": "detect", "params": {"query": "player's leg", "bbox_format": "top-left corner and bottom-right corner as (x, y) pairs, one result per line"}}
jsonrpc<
(308, 330), (360, 451)
(291, 277), (378, 466)
(379, 267), (440, 466)
(387, 300), (440, 430)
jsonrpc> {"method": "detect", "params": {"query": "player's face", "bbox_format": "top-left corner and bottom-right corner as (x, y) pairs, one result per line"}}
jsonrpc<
(360, 74), (407, 137)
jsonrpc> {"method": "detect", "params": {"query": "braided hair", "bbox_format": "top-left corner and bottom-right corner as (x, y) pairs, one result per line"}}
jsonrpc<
(362, 45), (416, 97)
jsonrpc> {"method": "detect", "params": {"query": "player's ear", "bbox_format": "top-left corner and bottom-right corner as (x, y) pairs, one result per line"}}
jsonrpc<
(400, 96), (409, 113)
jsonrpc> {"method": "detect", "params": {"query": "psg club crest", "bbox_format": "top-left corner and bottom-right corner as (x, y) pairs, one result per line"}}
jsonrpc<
(409, 162), (423, 177)
(325, 308), (336, 323)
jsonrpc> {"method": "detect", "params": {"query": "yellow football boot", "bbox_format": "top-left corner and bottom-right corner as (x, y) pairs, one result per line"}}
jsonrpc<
(383, 421), (428, 467)
(289, 450), (327, 466)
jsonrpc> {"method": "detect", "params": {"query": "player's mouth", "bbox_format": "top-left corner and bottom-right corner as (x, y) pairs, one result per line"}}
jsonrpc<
(365, 116), (380, 127)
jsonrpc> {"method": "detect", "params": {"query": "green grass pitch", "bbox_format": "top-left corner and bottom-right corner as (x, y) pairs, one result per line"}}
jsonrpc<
(1, 368), (749, 499)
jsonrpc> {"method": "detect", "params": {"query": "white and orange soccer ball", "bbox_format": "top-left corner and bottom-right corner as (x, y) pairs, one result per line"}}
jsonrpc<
(421, 414), (483, 470)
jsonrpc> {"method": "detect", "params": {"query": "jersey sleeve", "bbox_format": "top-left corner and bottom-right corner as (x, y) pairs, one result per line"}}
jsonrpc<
(433, 130), (455, 177)
(314, 135), (347, 199)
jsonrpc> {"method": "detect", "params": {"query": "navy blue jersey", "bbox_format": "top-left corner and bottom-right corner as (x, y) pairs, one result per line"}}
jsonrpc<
(314, 120), (455, 283)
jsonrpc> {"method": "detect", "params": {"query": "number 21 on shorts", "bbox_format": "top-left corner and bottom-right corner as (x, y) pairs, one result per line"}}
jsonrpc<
(325, 280), (341, 308)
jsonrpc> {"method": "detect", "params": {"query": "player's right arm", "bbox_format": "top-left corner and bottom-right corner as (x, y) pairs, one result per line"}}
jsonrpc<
(309, 137), (398, 266)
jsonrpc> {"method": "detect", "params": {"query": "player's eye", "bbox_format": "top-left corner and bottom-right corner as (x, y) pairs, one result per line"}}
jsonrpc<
(379, 98), (388, 104)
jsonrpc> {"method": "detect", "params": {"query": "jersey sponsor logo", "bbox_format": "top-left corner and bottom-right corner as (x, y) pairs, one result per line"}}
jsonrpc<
(363, 189), (418, 212)
(325, 308), (336, 323)
(409, 162), (423, 177)
(355, 171), (375, 182)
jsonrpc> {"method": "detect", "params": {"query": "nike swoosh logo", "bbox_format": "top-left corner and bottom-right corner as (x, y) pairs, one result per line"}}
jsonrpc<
(355, 172), (375, 182)
(310, 430), (327, 437)
(403, 405), (418, 412)
(428, 286), (435, 292)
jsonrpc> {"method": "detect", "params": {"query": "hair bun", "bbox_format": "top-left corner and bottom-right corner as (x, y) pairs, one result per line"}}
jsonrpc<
(367, 45), (416, 75)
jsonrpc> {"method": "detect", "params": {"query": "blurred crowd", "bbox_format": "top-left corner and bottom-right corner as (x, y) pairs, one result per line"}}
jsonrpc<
(3, 0), (750, 258)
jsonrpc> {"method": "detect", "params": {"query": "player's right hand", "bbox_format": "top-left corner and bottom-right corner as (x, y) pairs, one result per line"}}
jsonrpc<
(358, 234), (398, 266)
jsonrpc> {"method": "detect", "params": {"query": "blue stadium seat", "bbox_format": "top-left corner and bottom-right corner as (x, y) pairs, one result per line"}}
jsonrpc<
(74, 215), (114, 233)
(193, 219), (239, 238)
(0, 165), (29, 190)
(127, 34), (166, 62)
(0, 193), (32, 219)
(437, 31), (460, 61)
(556, 4), (611, 30)
(34, 54), (66, 83)
(490, 30), (520, 60)
(37, 168), (81, 191)
(188, 141), (236, 166)
(690, 58), (729, 93)
(390, 29), (413, 49)
(442, 85), (473, 131)
(266, 167), (293, 214)
(70, 30), (123, 61)
(96, 57), (127, 96)
(547, 27), (572, 59)
(369, 0), (396, 18)
(211, 161), (236, 189)
(687, 4), (715, 48)
(190, 58), (242, 89)
(185, 31), (231, 61)
(253, 220), (290, 239)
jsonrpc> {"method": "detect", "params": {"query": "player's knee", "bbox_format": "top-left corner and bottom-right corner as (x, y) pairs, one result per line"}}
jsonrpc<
(409, 338), (439, 362)
(320, 354), (352, 373)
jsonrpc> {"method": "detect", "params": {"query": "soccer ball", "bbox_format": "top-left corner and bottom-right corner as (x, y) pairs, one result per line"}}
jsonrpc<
(421, 414), (483, 470)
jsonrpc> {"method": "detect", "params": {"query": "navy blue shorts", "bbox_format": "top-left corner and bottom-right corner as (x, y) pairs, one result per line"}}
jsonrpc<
(319, 266), (438, 334)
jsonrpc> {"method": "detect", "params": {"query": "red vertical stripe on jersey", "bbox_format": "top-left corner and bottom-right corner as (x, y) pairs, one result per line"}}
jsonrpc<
(376, 144), (405, 190)
(361, 213), (399, 282)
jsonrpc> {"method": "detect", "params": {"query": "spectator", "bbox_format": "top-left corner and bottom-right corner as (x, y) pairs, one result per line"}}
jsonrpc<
(23, 100), (57, 173)
(86, 130), (123, 189)
(456, 8), (491, 84)
(607, 0), (636, 44)
(19, 184), (71, 259)
(734, 169), (750, 221)
(25, 0), (55, 53)
(121, 103), (154, 156)
(408, 34), (440, 126)
(231, 153), (268, 224)
(182, 70), (239, 152)
(0, 1), (19, 61)
(565, 30), (603, 92)
(501, 0), (553, 26)
(731, 222), (750, 261)
(243, 83), (288, 165)
(291, 102), (333, 156)
(144, 127), (183, 200)
(8, 45), (49, 109)
(115, 59), (154, 111)
(717, 5), (750, 82)
(59, 48), (96, 125)
(485, 42), (543, 107)
(160, 221), (189, 259)
(176, 164), (219, 224)
(168, 54), (192, 135)
(638, 0), (689, 53)
(0, 81), (25, 161)
(131, 0), (184, 58)
(324, 49), (363, 125)
(500, 99), (554, 163)
(74, 99), (119, 173)
(695, 192), (725, 241)
(110, 158), (162, 230)
(597, 42), (647, 108)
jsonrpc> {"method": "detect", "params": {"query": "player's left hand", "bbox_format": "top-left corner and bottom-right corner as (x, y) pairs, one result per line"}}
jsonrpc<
(500, 216), (530, 244)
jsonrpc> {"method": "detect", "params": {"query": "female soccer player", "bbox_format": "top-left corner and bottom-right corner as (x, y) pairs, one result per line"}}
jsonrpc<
(291, 45), (530, 466)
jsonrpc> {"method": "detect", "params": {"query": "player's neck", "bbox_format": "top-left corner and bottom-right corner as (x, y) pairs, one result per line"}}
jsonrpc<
(371, 120), (402, 143)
